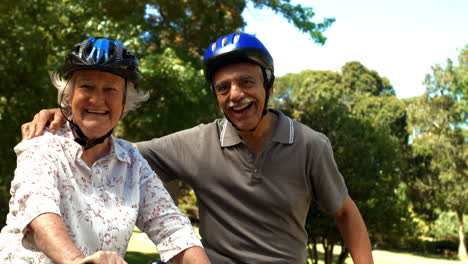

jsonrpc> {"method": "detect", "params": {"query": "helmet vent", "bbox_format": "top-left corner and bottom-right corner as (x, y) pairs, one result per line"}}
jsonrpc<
(233, 34), (240, 44)
(221, 37), (228, 47)
(203, 33), (274, 87)
(62, 37), (140, 84)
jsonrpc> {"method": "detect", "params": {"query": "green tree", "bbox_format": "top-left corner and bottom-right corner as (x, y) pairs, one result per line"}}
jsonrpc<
(1, 0), (334, 228)
(407, 46), (468, 260)
(274, 62), (412, 263)
(431, 212), (468, 242)
(342, 61), (395, 96)
(0, 0), (149, 227)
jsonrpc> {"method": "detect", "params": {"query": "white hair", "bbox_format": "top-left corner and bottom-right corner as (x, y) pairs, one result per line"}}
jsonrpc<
(50, 72), (149, 119)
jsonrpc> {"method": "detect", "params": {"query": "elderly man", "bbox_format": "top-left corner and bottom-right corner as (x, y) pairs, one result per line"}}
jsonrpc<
(22, 33), (373, 263)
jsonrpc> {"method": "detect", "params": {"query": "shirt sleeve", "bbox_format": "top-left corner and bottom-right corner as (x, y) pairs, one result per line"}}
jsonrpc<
(10, 139), (62, 250)
(136, 127), (202, 184)
(136, 137), (175, 183)
(135, 162), (202, 262)
(309, 133), (348, 214)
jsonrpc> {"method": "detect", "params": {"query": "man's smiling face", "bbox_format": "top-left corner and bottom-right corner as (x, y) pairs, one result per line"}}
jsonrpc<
(213, 63), (269, 131)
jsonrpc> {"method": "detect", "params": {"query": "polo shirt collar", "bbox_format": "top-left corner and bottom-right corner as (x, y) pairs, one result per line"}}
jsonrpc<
(271, 109), (295, 144)
(219, 109), (295, 147)
(219, 118), (241, 147)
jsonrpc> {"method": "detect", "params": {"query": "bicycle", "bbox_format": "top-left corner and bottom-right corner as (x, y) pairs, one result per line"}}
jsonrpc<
(84, 260), (165, 264)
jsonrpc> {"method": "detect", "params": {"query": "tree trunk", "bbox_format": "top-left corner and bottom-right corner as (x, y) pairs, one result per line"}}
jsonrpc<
(307, 237), (319, 264)
(456, 209), (467, 260)
(322, 237), (335, 264)
(313, 237), (319, 264)
(336, 244), (349, 264)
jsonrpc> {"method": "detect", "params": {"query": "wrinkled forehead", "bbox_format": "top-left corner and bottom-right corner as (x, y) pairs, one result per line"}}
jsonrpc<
(212, 62), (263, 83)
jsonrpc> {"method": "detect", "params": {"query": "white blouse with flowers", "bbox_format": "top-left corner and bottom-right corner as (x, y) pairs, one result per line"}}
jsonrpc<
(0, 124), (202, 263)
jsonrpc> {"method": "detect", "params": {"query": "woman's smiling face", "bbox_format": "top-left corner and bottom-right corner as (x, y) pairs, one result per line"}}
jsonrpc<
(70, 71), (125, 140)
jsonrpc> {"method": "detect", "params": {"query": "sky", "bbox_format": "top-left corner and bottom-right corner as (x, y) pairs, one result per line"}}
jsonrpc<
(242, 0), (468, 99)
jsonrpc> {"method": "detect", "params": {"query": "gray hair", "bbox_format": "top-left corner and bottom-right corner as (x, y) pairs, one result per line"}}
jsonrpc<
(50, 72), (149, 119)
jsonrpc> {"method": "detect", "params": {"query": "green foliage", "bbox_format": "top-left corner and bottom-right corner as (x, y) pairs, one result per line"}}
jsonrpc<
(0, 0), (334, 229)
(273, 62), (413, 263)
(401, 239), (460, 257)
(430, 212), (468, 241)
(407, 57), (468, 216)
(0, 0), (150, 226)
(124, 251), (161, 264)
(341, 61), (395, 96)
(176, 183), (200, 225)
(120, 47), (219, 140)
(250, 0), (335, 44)
(406, 46), (468, 259)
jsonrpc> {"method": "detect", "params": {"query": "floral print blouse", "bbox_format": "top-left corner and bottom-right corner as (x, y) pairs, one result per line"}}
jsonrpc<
(0, 124), (202, 263)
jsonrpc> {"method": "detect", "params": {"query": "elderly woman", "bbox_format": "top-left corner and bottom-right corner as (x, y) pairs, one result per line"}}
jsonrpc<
(0, 37), (210, 264)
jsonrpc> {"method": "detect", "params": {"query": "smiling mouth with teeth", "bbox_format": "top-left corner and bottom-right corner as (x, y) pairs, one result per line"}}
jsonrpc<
(86, 110), (108, 114)
(232, 102), (253, 112)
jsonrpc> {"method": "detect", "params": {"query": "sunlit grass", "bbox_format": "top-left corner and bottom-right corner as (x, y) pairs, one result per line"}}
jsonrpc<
(372, 249), (464, 264)
(125, 227), (160, 264)
(308, 244), (463, 264)
(125, 228), (465, 264)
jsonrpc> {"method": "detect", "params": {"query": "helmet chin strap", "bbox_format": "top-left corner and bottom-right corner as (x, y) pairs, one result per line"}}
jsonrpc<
(69, 120), (113, 150)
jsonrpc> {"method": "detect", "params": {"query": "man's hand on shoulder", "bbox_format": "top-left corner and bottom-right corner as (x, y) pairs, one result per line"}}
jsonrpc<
(21, 108), (64, 140)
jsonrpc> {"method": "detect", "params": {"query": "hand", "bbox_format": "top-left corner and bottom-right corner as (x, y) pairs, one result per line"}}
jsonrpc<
(73, 251), (128, 264)
(21, 108), (64, 140)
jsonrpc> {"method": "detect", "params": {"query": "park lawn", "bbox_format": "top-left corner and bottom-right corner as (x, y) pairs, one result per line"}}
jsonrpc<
(371, 249), (464, 264)
(125, 228), (465, 264)
(125, 227), (160, 263)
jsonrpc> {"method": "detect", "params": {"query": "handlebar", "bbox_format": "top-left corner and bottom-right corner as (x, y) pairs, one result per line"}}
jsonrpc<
(84, 261), (165, 264)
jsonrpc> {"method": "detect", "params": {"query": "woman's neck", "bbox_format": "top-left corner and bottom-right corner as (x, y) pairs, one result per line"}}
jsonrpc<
(73, 131), (111, 168)
(80, 138), (112, 167)
(71, 127), (113, 167)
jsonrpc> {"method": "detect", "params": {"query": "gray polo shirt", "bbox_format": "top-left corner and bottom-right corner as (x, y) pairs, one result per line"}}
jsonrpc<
(137, 109), (348, 263)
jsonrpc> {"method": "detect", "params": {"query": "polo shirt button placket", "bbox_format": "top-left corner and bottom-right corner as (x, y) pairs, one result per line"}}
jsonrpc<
(250, 167), (262, 184)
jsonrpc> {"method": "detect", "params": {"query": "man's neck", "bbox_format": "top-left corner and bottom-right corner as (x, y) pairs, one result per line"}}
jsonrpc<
(237, 111), (278, 156)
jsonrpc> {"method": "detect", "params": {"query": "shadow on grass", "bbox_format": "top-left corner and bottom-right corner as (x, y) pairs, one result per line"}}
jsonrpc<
(381, 248), (460, 261)
(124, 251), (161, 264)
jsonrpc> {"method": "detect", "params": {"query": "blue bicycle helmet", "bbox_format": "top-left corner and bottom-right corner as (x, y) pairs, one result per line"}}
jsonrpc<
(203, 33), (275, 118)
(203, 33), (275, 90)
(63, 37), (140, 85)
